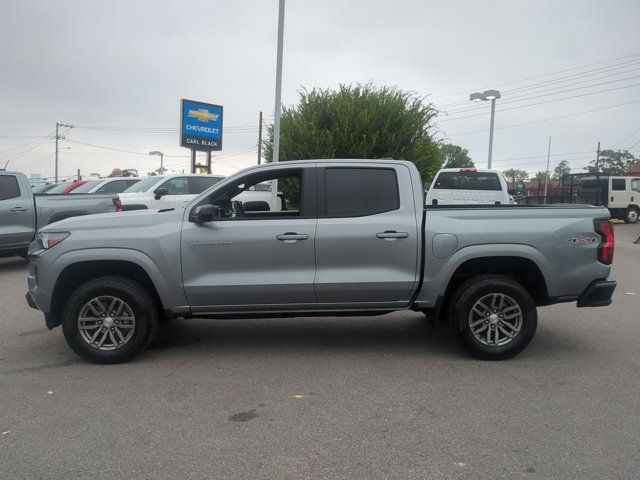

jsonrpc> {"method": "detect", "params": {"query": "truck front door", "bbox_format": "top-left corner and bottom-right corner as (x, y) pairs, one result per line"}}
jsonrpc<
(314, 164), (420, 307)
(181, 166), (318, 311)
(0, 174), (35, 251)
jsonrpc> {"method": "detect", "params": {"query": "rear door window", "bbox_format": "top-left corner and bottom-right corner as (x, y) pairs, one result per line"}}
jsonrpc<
(160, 177), (190, 195)
(324, 167), (399, 217)
(434, 172), (501, 191)
(0, 175), (21, 201)
(611, 179), (626, 191)
(189, 176), (224, 194)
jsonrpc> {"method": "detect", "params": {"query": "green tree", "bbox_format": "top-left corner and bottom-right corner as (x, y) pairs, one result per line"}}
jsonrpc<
(440, 143), (473, 168)
(502, 168), (528, 186)
(553, 160), (571, 179)
(263, 83), (443, 180)
(584, 149), (636, 175)
(533, 171), (550, 182)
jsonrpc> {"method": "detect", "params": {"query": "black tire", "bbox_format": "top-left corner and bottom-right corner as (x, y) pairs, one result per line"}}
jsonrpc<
(448, 275), (537, 360)
(624, 207), (639, 224)
(61, 276), (158, 364)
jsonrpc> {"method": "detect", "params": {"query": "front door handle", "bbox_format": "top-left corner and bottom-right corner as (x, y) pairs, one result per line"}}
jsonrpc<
(10, 206), (27, 212)
(276, 232), (309, 242)
(376, 230), (409, 240)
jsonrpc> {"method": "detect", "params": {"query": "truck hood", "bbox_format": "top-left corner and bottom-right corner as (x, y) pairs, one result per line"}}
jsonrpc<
(39, 209), (182, 233)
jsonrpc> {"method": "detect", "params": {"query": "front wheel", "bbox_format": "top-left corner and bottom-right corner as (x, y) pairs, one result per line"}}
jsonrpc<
(625, 207), (639, 224)
(61, 276), (158, 364)
(448, 275), (537, 360)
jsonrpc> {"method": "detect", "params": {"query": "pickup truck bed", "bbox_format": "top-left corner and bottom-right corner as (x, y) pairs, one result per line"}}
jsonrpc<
(0, 171), (120, 257)
(24, 160), (616, 363)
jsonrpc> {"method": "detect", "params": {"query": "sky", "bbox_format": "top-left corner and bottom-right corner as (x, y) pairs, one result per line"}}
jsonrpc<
(1, 0), (639, 181)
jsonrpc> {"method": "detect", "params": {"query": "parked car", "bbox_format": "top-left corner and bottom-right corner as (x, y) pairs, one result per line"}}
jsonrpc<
(575, 175), (640, 224)
(70, 177), (141, 194)
(26, 160), (616, 364)
(45, 179), (89, 194)
(0, 171), (121, 258)
(32, 183), (59, 194)
(118, 174), (225, 210)
(425, 168), (514, 205)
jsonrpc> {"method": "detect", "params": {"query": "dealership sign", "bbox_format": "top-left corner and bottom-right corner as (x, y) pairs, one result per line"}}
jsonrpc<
(180, 99), (223, 151)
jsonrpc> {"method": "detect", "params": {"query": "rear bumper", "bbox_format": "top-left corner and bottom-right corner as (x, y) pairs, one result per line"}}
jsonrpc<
(577, 279), (617, 307)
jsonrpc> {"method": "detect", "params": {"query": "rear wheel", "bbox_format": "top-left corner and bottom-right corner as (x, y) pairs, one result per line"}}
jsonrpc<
(61, 276), (158, 364)
(448, 275), (537, 360)
(625, 207), (639, 224)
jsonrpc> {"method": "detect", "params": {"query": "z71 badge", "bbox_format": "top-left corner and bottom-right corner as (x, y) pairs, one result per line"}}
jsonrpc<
(567, 237), (598, 244)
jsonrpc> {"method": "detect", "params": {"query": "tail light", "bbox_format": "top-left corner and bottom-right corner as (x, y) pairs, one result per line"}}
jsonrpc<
(594, 220), (614, 265)
(114, 197), (123, 212)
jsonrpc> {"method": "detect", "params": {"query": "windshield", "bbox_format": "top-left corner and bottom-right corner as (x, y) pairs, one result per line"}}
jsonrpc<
(123, 176), (165, 193)
(632, 178), (640, 193)
(433, 172), (501, 191)
(69, 179), (103, 193)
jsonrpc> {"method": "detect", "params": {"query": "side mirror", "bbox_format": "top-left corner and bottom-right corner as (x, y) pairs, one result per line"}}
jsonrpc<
(507, 188), (516, 195)
(192, 204), (214, 223)
(154, 187), (168, 200)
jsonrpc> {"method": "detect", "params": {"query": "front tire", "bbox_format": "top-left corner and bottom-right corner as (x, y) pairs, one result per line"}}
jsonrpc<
(448, 275), (537, 360)
(625, 207), (639, 224)
(61, 276), (158, 364)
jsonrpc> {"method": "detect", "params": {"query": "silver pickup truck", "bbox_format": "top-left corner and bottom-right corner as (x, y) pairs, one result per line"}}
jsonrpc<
(25, 160), (616, 363)
(0, 171), (121, 258)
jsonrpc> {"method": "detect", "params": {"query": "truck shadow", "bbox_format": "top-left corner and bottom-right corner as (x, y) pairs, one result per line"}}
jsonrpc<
(149, 313), (471, 360)
(0, 256), (29, 272)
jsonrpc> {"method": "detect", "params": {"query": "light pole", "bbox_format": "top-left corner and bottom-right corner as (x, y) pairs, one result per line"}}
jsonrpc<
(470, 89), (501, 169)
(149, 151), (164, 174)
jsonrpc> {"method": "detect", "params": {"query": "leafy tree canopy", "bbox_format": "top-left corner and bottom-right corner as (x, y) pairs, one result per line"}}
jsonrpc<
(263, 83), (443, 179)
(440, 143), (474, 168)
(553, 160), (571, 179)
(584, 149), (637, 176)
(502, 168), (529, 185)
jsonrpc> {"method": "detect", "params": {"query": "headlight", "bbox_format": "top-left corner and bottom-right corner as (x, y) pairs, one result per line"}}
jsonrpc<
(36, 232), (70, 249)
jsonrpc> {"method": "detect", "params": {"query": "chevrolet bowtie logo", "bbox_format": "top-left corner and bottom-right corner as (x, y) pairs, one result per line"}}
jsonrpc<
(188, 109), (219, 122)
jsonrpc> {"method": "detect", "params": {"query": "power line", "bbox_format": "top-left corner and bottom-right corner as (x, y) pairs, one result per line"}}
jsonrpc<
(430, 51), (640, 101)
(446, 99), (640, 138)
(436, 57), (640, 109)
(440, 82), (640, 123)
(442, 73), (640, 116)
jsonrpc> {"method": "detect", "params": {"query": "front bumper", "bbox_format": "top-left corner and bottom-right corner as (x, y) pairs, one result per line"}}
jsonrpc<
(577, 279), (617, 307)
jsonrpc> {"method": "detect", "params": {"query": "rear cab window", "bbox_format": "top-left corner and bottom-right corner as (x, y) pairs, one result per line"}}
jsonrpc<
(433, 171), (501, 191)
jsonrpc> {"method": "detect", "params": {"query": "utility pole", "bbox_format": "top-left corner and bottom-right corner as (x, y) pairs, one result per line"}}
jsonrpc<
(543, 136), (552, 203)
(273, 0), (285, 164)
(257, 111), (263, 164)
(595, 141), (601, 179)
(55, 122), (74, 183)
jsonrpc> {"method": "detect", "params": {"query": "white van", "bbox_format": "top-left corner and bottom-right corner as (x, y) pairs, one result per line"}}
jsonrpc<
(426, 168), (513, 205)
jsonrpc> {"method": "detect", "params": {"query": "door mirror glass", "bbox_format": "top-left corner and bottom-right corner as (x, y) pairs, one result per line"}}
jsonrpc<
(154, 187), (169, 200)
(192, 204), (215, 223)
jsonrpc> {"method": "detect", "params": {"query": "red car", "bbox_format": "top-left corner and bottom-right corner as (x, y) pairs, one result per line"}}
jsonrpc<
(45, 180), (89, 194)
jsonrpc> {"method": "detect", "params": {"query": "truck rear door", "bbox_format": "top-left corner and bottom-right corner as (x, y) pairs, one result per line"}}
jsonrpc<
(0, 173), (35, 250)
(314, 164), (420, 307)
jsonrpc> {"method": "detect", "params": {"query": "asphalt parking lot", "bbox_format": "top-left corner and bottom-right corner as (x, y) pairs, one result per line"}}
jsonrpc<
(1, 224), (639, 479)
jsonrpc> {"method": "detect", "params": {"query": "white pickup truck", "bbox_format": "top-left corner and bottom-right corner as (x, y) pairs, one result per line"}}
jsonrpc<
(426, 168), (514, 205)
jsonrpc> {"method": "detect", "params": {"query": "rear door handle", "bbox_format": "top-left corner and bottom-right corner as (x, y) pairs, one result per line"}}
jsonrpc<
(376, 230), (409, 240)
(10, 206), (27, 212)
(276, 232), (309, 242)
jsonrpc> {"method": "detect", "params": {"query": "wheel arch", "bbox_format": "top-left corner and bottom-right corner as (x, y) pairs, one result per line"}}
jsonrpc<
(432, 255), (549, 323)
(49, 259), (165, 328)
